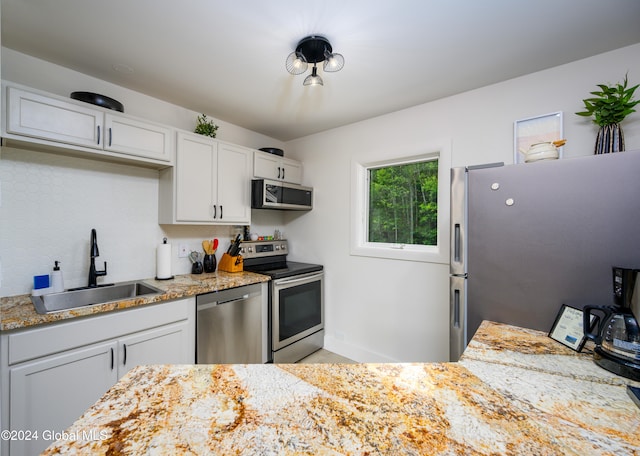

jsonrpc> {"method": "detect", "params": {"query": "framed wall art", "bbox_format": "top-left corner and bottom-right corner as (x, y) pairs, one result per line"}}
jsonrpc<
(514, 111), (563, 164)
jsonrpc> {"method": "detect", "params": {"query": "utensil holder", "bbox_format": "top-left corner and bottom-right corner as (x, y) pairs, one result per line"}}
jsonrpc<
(203, 254), (217, 273)
(218, 253), (243, 272)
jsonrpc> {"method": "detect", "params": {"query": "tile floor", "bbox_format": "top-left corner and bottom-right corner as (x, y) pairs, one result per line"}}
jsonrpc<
(297, 349), (356, 364)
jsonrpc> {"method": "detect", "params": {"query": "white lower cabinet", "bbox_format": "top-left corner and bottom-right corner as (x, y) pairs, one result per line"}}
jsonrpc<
(0, 298), (195, 456)
(116, 320), (190, 378)
(9, 342), (118, 456)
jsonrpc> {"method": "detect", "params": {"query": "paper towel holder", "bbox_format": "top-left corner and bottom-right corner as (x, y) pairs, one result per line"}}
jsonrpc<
(155, 237), (175, 281)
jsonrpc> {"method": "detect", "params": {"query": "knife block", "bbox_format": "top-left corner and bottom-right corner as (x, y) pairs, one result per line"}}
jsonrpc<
(218, 253), (243, 273)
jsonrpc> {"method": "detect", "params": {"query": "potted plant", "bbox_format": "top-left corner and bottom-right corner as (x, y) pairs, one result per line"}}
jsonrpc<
(194, 114), (219, 138)
(576, 74), (639, 154)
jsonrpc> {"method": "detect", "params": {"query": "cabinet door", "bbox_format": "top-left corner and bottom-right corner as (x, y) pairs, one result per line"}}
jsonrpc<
(104, 113), (174, 163)
(7, 87), (103, 149)
(9, 341), (118, 456)
(254, 150), (281, 180)
(117, 320), (193, 378)
(281, 158), (303, 184)
(175, 132), (217, 222)
(253, 150), (303, 184)
(217, 143), (251, 224)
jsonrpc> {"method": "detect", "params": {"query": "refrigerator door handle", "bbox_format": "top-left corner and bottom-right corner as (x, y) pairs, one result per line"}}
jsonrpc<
(450, 167), (467, 275)
(453, 223), (462, 264)
(453, 288), (461, 328)
(449, 275), (467, 362)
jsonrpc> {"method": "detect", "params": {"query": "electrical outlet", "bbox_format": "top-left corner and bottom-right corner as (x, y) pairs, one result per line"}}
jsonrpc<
(178, 244), (189, 258)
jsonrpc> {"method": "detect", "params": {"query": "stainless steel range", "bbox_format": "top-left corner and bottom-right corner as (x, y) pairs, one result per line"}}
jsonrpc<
(240, 240), (324, 363)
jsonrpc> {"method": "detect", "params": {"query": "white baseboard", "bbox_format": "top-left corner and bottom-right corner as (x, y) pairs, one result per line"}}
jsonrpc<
(324, 334), (399, 363)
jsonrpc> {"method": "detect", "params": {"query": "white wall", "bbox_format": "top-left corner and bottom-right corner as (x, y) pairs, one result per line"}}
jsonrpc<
(0, 49), (285, 296)
(2, 44), (639, 362)
(284, 43), (640, 363)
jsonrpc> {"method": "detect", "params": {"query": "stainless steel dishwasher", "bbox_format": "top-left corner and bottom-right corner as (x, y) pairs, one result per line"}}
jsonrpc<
(196, 283), (269, 364)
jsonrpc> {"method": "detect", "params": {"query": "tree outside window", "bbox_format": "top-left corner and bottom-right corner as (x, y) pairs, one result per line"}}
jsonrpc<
(367, 159), (438, 246)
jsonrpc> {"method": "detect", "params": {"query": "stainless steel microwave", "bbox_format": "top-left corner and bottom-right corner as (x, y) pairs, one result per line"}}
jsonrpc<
(251, 179), (313, 210)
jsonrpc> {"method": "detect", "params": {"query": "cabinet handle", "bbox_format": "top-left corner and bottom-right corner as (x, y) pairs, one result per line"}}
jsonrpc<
(212, 205), (217, 219)
(108, 127), (112, 147)
(110, 347), (114, 370)
(282, 167), (285, 180)
(97, 125), (101, 145)
(277, 166), (281, 179)
(220, 205), (223, 219)
(123, 344), (127, 365)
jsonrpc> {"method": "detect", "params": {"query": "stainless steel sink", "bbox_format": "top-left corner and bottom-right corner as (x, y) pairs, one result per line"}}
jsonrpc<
(31, 281), (164, 314)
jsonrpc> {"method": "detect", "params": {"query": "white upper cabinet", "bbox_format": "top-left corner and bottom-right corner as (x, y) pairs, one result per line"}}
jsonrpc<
(7, 86), (103, 148)
(253, 149), (302, 184)
(159, 131), (252, 225)
(4, 85), (174, 167)
(103, 112), (173, 162)
(217, 142), (253, 222)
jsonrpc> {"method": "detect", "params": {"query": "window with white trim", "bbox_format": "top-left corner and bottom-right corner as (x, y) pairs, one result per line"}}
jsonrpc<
(368, 158), (438, 246)
(350, 142), (450, 263)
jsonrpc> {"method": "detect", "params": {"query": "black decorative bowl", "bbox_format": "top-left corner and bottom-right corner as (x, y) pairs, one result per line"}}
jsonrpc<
(259, 147), (284, 157)
(70, 92), (124, 112)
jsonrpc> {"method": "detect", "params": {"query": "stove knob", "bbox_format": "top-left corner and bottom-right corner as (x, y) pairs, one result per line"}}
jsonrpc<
(275, 245), (280, 251)
(281, 244), (287, 250)
(247, 247), (253, 253)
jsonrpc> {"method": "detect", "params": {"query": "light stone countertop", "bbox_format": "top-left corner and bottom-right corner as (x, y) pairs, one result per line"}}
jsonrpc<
(42, 321), (640, 455)
(0, 271), (270, 331)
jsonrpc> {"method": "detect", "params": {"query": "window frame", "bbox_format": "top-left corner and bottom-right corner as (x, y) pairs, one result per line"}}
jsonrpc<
(350, 140), (451, 264)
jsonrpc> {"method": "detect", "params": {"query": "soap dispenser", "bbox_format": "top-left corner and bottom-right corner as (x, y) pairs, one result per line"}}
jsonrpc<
(51, 260), (64, 293)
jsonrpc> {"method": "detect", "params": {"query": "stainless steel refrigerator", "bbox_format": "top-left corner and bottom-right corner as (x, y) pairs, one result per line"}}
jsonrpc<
(449, 151), (640, 361)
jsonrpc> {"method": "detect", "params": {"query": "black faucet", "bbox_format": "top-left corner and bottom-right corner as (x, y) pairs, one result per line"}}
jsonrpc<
(88, 228), (107, 287)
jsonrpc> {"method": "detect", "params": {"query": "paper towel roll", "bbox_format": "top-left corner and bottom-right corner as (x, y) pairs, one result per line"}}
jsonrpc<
(156, 242), (172, 279)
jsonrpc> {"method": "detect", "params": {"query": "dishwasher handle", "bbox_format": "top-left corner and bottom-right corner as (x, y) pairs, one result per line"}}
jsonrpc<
(196, 283), (263, 310)
(197, 294), (251, 311)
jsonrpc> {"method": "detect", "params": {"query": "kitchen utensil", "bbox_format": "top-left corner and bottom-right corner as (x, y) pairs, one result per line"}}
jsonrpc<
(584, 267), (640, 381)
(213, 238), (219, 253)
(202, 240), (213, 255)
(229, 234), (242, 257)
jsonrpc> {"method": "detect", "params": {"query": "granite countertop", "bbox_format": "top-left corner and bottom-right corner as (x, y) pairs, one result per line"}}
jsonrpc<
(0, 271), (270, 331)
(43, 321), (640, 455)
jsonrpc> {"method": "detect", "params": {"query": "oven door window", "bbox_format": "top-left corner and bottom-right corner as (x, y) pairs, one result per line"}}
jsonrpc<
(278, 280), (322, 341)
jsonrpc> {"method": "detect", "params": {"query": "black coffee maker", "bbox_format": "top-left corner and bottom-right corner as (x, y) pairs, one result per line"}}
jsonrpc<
(584, 267), (640, 381)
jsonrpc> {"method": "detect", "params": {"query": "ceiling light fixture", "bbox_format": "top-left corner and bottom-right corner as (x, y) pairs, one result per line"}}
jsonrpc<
(286, 35), (344, 86)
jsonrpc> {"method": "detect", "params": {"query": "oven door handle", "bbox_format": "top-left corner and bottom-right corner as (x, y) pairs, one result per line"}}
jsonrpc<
(274, 272), (323, 287)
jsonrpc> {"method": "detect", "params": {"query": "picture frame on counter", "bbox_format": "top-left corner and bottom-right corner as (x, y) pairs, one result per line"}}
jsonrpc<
(548, 304), (596, 352)
(514, 111), (563, 164)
